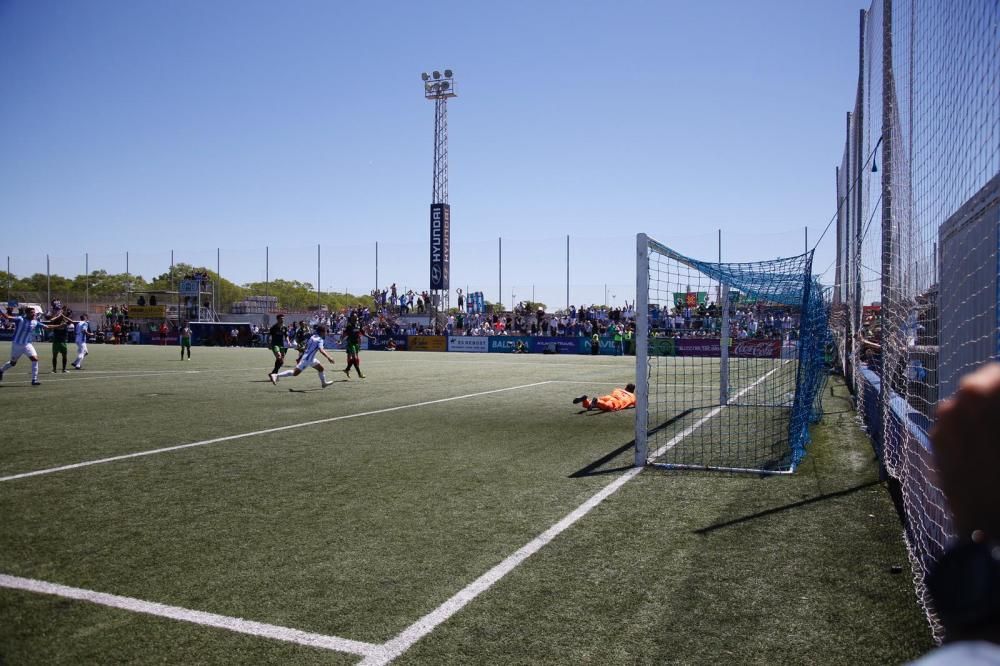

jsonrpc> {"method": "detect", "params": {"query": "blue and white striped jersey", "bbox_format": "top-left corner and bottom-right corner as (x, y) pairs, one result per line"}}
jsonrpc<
(12, 316), (38, 345)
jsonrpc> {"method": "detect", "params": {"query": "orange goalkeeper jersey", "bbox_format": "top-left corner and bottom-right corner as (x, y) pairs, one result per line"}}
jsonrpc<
(596, 387), (637, 412)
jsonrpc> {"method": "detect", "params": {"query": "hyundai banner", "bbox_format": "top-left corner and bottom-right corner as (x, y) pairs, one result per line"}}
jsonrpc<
(429, 203), (451, 290)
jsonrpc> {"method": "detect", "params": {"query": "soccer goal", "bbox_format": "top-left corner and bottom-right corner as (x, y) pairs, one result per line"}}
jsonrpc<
(634, 233), (828, 474)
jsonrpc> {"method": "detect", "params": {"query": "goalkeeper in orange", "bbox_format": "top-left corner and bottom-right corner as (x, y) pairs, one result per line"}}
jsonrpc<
(573, 383), (637, 412)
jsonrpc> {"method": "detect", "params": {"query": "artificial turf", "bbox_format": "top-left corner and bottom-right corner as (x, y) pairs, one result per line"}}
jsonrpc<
(0, 343), (933, 663)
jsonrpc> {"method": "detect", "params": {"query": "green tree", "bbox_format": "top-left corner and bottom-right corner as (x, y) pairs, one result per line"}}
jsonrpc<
(83, 270), (148, 300)
(243, 279), (316, 312)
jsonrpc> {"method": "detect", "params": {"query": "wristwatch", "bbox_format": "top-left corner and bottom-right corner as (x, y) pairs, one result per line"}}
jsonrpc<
(927, 536), (1000, 633)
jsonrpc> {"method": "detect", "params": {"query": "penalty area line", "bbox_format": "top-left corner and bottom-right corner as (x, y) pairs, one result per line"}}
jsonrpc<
(0, 573), (381, 658)
(0, 381), (553, 483)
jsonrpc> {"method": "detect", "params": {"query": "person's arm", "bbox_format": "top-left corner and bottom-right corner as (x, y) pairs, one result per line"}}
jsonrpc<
(932, 363), (1000, 539)
(925, 363), (1000, 645)
(318, 344), (336, 363)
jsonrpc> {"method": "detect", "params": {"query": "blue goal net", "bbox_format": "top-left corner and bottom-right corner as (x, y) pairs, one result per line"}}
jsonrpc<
(635, 235), (830, 474)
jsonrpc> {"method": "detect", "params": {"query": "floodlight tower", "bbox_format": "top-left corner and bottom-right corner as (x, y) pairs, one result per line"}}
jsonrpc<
(422, 69), (456, 323)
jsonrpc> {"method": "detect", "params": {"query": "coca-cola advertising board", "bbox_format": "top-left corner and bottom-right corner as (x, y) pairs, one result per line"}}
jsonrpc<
(668, 338), (782, 358)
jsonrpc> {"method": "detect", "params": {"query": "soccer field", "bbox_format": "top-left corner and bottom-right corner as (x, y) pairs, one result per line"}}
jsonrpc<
(0, 344), (932, 664)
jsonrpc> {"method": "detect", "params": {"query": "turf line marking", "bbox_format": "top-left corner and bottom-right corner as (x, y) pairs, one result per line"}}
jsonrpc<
(1, 371), (202, 386)
(0, 381), (553, 483)
(0, 574), (380, 657)
(363, 364), (786, 666)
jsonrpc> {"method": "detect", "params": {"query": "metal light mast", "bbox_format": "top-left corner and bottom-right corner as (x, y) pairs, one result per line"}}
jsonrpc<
(423, 69), (456, 324)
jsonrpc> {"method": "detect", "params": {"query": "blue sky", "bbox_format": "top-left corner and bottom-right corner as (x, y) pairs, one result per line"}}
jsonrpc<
(0, 0), (867, 309)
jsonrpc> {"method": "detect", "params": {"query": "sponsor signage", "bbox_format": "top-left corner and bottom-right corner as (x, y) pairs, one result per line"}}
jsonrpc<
(530, 337), (580, 354)
(448, 336), (488, 353)
(128, 305), (167, 319)
(658, 338), (782, 358)
(408, 335), (447, 352)
(677, 339), (723, 356)
(487, 336), (531, 353)
(429, 203), (451, 290)
(649, 337), (677, 356)
(731, 339), (782, 358)
(572, 336), (620, 355)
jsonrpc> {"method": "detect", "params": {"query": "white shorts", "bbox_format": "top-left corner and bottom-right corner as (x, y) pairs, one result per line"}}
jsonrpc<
(77, 342), (89, 355)
(296, 358), (321, 372)
(10, 343), (38, 362)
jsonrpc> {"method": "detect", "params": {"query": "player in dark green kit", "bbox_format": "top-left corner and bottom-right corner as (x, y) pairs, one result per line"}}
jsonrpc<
(268, 314), (290, 379)
(51, 317), (71, 373)
(342, 321), (367, 379)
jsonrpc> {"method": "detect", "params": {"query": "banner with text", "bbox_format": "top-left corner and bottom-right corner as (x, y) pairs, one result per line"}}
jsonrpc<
(448, 336), (489, 353)
(487, 336), (531, 353)
(409, 335), (447, 352)
(651, 337), (783, 358)
(429, 203), (451, 290)
(532, 336), (583, 354)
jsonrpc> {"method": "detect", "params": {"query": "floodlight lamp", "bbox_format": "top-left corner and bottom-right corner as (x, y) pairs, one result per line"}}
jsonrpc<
(425, 82), (432, 92)
(421, 72), (430, 81)
(440, 81), (450, 91)
(444, 69), (453, 78)
(432, 70), (441, 79)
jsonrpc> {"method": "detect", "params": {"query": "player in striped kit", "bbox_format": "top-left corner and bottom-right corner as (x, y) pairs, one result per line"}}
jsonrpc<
(0, 306), (57, 386)
(268, 324), (335, 388)
(72, 313), (91, 369)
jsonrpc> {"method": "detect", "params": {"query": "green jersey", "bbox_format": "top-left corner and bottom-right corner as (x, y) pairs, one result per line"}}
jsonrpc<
(269, 323), (288, 349)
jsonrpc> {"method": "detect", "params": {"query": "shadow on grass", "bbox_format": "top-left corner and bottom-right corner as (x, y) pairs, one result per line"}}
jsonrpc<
(569, 409), (695, 478)
(693, 479), (883, 535)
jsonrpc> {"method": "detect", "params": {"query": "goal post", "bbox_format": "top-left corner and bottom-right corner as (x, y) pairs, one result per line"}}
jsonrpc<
(633, 233), (829, 474)
(634, 233), (650, 466)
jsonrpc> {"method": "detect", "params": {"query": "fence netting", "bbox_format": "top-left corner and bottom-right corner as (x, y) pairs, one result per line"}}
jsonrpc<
(832, 0), (999, 641)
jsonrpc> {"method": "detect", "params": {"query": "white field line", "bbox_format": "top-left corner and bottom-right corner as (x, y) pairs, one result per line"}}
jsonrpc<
(362, 363), (787, 666)
(40, 369), (199, 374)
(3, 370), (203, 385)
(0, 381), (553, 483)
(0, 574), (380, 658)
